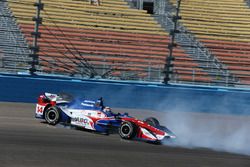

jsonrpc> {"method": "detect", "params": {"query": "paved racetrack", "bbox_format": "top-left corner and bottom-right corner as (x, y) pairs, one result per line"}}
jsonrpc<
(0, 102), (249, 167)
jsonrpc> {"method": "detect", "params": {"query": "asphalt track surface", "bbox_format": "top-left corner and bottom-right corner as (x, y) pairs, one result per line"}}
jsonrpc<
(0, 102), (249, 167)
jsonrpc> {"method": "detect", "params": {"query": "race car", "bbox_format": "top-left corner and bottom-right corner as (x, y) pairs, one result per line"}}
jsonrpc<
(35, 92), (176, 143)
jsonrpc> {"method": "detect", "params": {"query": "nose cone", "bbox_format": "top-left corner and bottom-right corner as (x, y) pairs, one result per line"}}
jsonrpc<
(165, 132), (177, 139)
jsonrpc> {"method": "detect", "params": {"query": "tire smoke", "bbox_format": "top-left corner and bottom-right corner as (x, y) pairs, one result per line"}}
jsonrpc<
(162, 110), (250, 156)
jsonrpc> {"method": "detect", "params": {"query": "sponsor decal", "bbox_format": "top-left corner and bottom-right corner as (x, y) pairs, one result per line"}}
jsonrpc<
(83, 100), (95, 103)
(72, 117), (89, 125)
(81, 103), (94, 107)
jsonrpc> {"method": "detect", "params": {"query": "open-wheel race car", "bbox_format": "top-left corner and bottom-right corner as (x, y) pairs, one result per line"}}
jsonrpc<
(35, 93), (176, 143)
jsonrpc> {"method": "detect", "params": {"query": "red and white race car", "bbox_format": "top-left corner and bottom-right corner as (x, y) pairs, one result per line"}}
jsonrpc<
(35, 93), (176, 143)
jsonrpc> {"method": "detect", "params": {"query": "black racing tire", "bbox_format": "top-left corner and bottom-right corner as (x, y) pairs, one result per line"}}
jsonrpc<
(144, 117), (160, 127)
(119, 121), (137, 140)
(44, 106), (60, 125)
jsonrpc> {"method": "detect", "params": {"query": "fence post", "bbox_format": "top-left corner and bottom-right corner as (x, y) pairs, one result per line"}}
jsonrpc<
(163, 0), (182, 84)
(29, 0), (44, 75)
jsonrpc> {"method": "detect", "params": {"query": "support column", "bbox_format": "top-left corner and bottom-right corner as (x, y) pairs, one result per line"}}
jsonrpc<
(29, 0), (43, 75)
(163, 0), (182, 84)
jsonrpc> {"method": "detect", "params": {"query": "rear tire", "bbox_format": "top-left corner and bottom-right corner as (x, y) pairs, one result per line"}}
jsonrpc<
(45, 107), (60, 125)
(144, 117), (160, 127)
(119, 121), (137, 139)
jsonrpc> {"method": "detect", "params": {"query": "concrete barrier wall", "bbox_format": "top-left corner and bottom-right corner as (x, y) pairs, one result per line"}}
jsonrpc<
(0, 74), (250, 115)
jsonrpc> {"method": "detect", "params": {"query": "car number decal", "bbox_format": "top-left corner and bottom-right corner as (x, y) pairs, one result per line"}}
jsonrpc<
(36, 104), (45, 115)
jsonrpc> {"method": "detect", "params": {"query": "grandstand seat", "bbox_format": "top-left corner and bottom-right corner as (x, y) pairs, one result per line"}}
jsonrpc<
(7, 0), (213, 83)
(170, 0), (250, 85)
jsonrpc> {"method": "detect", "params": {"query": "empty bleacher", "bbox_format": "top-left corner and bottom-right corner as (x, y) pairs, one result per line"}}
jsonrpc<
(0, 0), (31, 73)
(169, 0), (250, 85)
(6, 0), (213, 83)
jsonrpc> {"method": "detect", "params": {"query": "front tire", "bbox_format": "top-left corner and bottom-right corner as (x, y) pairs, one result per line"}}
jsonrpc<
(144, 117), (160, 127)
(45, 107), (60, 125)
(119, 121), (137, 140)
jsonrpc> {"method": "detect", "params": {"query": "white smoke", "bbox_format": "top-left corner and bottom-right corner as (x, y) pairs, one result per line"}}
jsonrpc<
(161, 109), (250, 156)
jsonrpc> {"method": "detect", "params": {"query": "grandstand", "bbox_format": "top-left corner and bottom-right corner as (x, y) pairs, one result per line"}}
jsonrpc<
(0, 0), (250, 87)
(168, 0), (250, 85)
(1, 0), (212, 84)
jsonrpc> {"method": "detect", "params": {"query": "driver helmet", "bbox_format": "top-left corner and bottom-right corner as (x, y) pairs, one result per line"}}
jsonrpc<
(103, 106), (111, 113)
